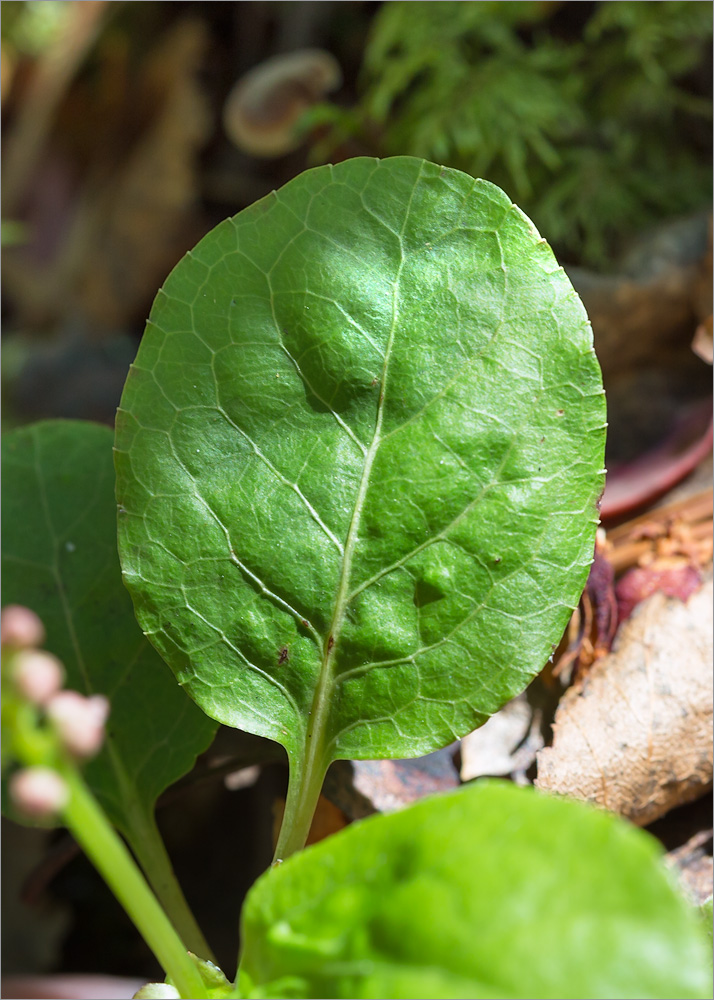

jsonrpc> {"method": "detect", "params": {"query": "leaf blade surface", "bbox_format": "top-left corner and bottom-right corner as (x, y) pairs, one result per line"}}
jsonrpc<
(115, 156), (606, 770)
(1, 420), (217, 831)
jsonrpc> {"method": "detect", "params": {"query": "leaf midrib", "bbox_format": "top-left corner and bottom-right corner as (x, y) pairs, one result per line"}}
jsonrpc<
(299, 163), (425, 769)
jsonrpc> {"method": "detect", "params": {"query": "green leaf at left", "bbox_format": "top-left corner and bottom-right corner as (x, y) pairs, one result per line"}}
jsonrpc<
(1, 420), (217, 955)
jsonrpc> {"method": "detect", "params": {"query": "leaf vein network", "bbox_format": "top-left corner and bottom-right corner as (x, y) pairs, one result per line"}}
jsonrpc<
(337, 535), (571, 688)
(277, 340), (367, 457)
(347, 401), (528, 602)
(215, 405), (345, 555)
(180, 596), (302, 720)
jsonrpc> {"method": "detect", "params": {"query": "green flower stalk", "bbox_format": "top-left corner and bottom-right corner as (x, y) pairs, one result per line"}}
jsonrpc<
(1, 607), (212, 1000)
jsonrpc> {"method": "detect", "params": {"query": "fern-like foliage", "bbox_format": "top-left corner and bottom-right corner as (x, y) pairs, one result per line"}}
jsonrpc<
(310, 0), (712, 268)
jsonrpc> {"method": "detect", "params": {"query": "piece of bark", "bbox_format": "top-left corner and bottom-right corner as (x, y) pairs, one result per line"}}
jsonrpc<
(536, 579), (713, 826)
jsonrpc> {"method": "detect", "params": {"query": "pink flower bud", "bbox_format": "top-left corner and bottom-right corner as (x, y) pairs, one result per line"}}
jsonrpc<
(46, 691), (110, 759)
(9, 767), (69, 818)
(12, 650), (65, 705)
(1, 605), (45, 649)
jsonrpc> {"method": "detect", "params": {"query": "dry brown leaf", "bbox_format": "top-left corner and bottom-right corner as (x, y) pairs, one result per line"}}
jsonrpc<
(536, 579), (713, 826)
(554, 531), (618, 683)
(223, 49), (342, 156)
(607, 487), (713, 573)
(272, 794), (348, 849)
(615, 563), (702, 624)
(666, 829), (714, 905)
(692, 317), (713, 365)
(322, 748), (461, 821)
(460, 694), (543, 782)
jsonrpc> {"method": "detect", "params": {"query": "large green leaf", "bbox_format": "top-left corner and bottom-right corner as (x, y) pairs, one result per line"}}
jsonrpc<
(115, 156), (606, 851)
(2, 421), (217, 951)
(238, 781), (712, 1000)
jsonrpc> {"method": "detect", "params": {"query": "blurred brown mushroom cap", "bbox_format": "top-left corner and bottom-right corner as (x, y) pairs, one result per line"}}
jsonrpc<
(223, 48), (342, 158)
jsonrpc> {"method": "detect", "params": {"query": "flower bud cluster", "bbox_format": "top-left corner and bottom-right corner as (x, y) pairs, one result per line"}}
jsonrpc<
(1, 604), (46, 651)
(2, 605), (110, 820)
(46, 690), (110, 759)
(9, 766), (69, 818)
(12, 649), (64, 705)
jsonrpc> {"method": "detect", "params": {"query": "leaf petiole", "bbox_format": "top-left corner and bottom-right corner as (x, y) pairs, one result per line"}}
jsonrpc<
(273, 753), (328, 863)
(123, 801), (216, 963)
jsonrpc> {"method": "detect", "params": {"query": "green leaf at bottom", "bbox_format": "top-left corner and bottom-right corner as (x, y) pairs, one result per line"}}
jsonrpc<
(239, 781), (712, 1000)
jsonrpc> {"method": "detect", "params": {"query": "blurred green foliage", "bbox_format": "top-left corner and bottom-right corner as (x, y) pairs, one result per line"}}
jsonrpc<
(312, 0), (712, 268)
(1, 0), (72, 56)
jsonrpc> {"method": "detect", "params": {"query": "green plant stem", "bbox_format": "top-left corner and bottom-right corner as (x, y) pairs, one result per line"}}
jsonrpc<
(272, 754), (328, 863)
(59, 763), (208, 1000)
(127, 805), (216, 963)
(100, 737), (214, 961)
